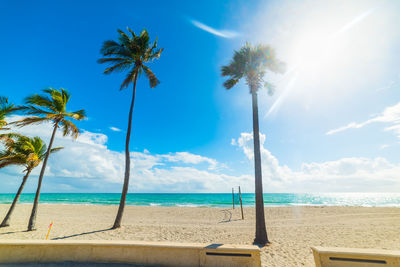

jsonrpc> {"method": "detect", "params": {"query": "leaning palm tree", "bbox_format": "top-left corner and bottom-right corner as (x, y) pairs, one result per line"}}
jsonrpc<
(221, 43), (285, 245)
(98, 28), (163, 229)
(0, 97), (15, 130)
(0, 134), (62, 227)
(14, 88), (86, 231)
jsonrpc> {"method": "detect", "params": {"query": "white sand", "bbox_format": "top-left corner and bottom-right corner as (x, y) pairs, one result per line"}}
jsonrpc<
(1, 204), (399, 266)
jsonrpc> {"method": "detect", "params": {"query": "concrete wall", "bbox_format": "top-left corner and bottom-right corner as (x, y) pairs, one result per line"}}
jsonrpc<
(0, 240), (261, 267)
(312, 246), (400, 267)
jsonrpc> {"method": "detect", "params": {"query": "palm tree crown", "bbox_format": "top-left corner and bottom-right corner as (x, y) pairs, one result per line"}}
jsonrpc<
(98, 28), (163, 89)
(0, 134), (62, 171)
(0, 97), (15, 130)
(221, 43), (285, 93)
(15, 88), (86, 137)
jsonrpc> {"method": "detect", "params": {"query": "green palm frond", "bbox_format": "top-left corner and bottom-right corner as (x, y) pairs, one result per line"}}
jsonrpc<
(221, 43), (285, 93)
(18, 105), (53, 116)
(0, 156), (26, 168)
(142, 65), (160, 88)
(67, 109), (86, 121)
(103, 62), (132, 75)
(13, 116), (48, 127)
(50, 147), (63, 154)
(0, 96), (16, 130)
(99, 27), (163, 90)
(24, 94), (57, 112)
(60, 119), (80, 139)
(120, 65), (140, 90)
(0, 134), (56, 171)
(15, 88), (86, 138)
(223, 79), (240, 90)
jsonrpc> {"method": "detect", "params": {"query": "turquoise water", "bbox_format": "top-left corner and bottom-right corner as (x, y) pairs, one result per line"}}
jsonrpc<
(0, 193), (400, 207)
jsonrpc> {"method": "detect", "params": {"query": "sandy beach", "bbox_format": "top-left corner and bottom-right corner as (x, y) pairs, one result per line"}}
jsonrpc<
(0, 204), (399, 266)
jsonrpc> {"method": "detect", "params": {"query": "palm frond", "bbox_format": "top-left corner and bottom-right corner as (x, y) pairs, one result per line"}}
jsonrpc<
(18, 105), (53, 116)
(221, 43), (285, 93)
(120, 66), (139, 90)
(67, 109), (86, 121)
(60, 119), (80, 139)
(103, 61), (132, 75)
(0, 97), (16, 128)
(142, 65), (160, 88)
(50, 147), (63, 154)
(99, 28), (163, 91)
(223, 79), (239, 90)
(0, 157), (26, 168)
(24, 94), (56, 111)
(264, 82), (275, 96)
(13, 116), (48, 127)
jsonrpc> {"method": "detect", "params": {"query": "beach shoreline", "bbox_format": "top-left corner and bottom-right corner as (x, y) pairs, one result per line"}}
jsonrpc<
(0, 204), (399, 266)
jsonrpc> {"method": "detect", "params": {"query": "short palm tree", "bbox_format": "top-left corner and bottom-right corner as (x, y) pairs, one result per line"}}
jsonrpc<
(0, 134), (62, 227)
(15, 88), (86, 231)
(0, 97), (15, 130)
(221, 43), (285, 245)
(98, 28), (163, 229)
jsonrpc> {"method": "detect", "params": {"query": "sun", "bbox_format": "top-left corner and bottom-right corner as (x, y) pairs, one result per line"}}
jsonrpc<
(249, 1), (396, 116)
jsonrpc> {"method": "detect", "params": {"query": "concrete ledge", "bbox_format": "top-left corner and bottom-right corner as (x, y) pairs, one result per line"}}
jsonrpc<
(0, 240), (261, 267)
(312, 246), (400, 267)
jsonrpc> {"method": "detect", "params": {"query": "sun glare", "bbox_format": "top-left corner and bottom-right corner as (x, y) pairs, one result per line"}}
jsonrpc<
(251, 1), (398, 116)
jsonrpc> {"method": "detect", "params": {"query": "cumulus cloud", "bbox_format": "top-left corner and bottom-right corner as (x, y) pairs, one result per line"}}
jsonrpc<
(162, 152), (219, 170)
(2, 115), (400, 193)
(327, 102), (400, 136)
(190, 19), (239, 38)
(233, 132), (400, 192)
(0, 116), (249, 193)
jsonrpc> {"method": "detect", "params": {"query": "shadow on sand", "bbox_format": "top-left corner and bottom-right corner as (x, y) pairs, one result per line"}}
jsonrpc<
(52, 228), (113, 240)
(218, 209), (243, 224)
(0, 230), (29, 236)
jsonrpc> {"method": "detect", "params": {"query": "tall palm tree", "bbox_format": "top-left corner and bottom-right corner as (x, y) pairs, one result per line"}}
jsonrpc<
(14, 88), (86, 231)
(221, 43), (285, 245)
(0, 97), (15, 130)
(98, 28), (163, 229)
(0, 134), (62, 227)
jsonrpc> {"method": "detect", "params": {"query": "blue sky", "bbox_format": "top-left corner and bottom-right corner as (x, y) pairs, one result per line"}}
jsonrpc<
(1, 0), (400, 193)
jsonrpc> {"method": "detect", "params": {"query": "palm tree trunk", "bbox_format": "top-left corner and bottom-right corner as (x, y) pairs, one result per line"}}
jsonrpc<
(0, 169), (32, 227)
(113, 72), (138, 229)
(251, 91), (269, 245)
(27, 121), (59, 231)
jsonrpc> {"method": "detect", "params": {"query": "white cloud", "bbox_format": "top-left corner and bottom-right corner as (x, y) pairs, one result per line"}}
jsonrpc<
(2, 116), (400, 193)
(109, 127), (122, 132)
(233, 132), (400, 192)
(0, 116), (248, 193)
(190, 19), (239, 38)
(327, 102), (400, 136)
(380, 144), (389, 150)
(162, 152), (219, 170)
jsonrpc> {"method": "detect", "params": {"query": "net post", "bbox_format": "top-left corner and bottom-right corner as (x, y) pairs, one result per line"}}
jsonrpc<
(239, 186), (244, 219)
(232, 187), (235, 209)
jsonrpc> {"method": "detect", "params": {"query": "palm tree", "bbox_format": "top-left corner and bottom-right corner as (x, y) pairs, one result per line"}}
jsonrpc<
(0, 134), (62, 227)
(98, 28), (163, 229)
(14, 88), (86, 231)
(221, 43), (285, 245)
(0, 97), (15, 130)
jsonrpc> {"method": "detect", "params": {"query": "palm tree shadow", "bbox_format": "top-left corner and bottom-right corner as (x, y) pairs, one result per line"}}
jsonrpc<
(0, 230), (29, 236)
(52, 228), (113, 240)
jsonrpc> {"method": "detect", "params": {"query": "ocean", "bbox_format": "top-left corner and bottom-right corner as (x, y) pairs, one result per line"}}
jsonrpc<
(0, 193), (400, 207)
